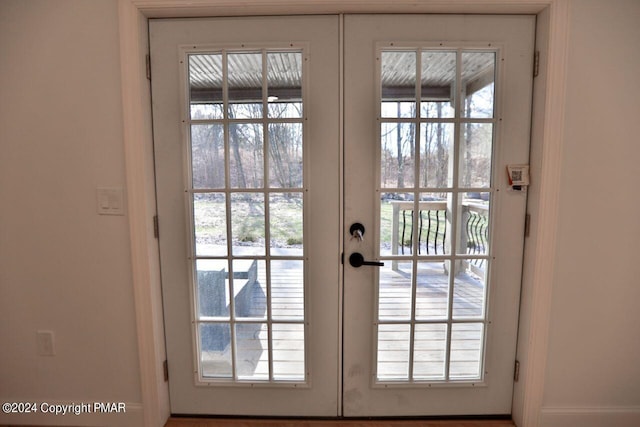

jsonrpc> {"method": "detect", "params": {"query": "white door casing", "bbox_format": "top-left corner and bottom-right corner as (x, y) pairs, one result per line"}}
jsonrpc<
(118, 2), (571, 426)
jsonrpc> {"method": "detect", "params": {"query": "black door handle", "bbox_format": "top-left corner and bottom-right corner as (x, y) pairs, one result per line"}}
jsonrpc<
(349, 252), (384, 268)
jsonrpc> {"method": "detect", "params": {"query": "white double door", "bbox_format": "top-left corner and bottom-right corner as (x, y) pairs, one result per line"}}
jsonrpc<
(150, 14), (534, 417)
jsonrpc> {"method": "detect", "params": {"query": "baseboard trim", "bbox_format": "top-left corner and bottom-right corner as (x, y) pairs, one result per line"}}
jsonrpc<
(0, 400), (143, 427)
(539, 406), (640, 427)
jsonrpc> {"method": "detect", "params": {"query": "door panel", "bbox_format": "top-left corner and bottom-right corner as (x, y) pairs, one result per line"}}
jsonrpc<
(150, 16), (340, 416)
(343, 14), (534, 416)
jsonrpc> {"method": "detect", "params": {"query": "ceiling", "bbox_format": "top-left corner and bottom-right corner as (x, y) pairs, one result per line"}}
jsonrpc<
(188, 50), (495, 102)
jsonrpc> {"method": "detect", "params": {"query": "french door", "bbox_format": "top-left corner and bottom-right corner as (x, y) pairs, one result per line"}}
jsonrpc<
(150, 16), (341, 416)
(150, 14), (534, 417)
(342, 15), (534, 416)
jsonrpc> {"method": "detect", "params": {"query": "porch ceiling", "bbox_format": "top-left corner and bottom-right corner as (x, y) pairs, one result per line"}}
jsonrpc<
(188, 50), (494, 102)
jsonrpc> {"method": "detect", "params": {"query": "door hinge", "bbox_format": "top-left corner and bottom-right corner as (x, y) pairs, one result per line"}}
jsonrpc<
(524, 213), (531, 238)
(146, 54), (152, 80)
(163, 359), (169, 382)
(153, 215), (159, 239)
(514, 360), (520, 382)
(533, 50), (540, 78)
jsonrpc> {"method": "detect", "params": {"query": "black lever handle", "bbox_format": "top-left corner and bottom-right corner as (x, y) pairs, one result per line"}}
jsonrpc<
(349, 252), (384, 268)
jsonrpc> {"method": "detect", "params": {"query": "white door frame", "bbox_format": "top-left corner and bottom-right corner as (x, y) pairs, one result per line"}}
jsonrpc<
(117, 1), (570, 426)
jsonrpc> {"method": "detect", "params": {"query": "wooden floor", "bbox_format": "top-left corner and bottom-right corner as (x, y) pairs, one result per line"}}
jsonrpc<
(165, 418), (515, 427)
(0, 417), (513, 427)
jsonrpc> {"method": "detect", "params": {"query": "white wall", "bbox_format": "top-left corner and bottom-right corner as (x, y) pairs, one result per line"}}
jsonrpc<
(540, 0), (640, 425)
(0, 0), (143, 425)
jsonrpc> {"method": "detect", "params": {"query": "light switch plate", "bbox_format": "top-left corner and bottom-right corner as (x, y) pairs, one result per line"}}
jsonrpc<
(96, 187), (124, 215)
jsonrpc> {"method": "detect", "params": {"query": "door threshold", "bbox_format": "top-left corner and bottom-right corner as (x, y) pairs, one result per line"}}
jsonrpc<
(166, 414), (515, 426)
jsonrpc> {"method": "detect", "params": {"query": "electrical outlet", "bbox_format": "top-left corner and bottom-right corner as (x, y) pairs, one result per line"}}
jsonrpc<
(37, 330), (55, 356)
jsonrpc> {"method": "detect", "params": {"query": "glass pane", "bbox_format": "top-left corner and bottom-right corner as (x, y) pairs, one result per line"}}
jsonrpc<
(462, 52), (495, 118)
(377, 324), (411, 380)
(449, 323), (484, 379)
(230, 193), (265, 256)
(453, 264), (486, 319)
(272, 323), (305, 380)
(421, 51), (455, 118)
(268, 123), (303, 188)
(233, 259), (266, 319)
(420, 122), (454, 188)
(235, 323), (269, 380)
(196, 259), (229, 319)
(200, 323), (232, 378)
(229, 123), (263, 189)
(418, 193), (451, 256)
(380, 192), (414, 256)
(270, 193), (303, 256)
(415, 262), (449, 320)
(268, 52), (303, 119)
(228, 52), (263, 119)
(459, 123), (493, 188)
(191, 124), (225, 189)
(380, 122), (415, 188)
(413, 324), (447, 380)
(381, 51), (416, 118)
(381, 101), (416, 118)
(378, 262), (412, 321)
(193, 193), (227, 256)
(271, 260), (304, 320)
(189, 54), (223, 120)
(458, 192), (490, 256)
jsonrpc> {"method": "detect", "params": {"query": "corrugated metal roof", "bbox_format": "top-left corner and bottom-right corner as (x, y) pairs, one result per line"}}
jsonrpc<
(188, 50), (493, 101)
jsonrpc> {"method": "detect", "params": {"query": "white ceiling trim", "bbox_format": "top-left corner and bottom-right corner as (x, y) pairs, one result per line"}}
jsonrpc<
(132, 0), (552, 17)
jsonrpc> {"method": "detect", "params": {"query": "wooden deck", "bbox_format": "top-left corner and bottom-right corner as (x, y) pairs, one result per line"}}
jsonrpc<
(377, 262), (485, 380)
(200, 262), (486, 382)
